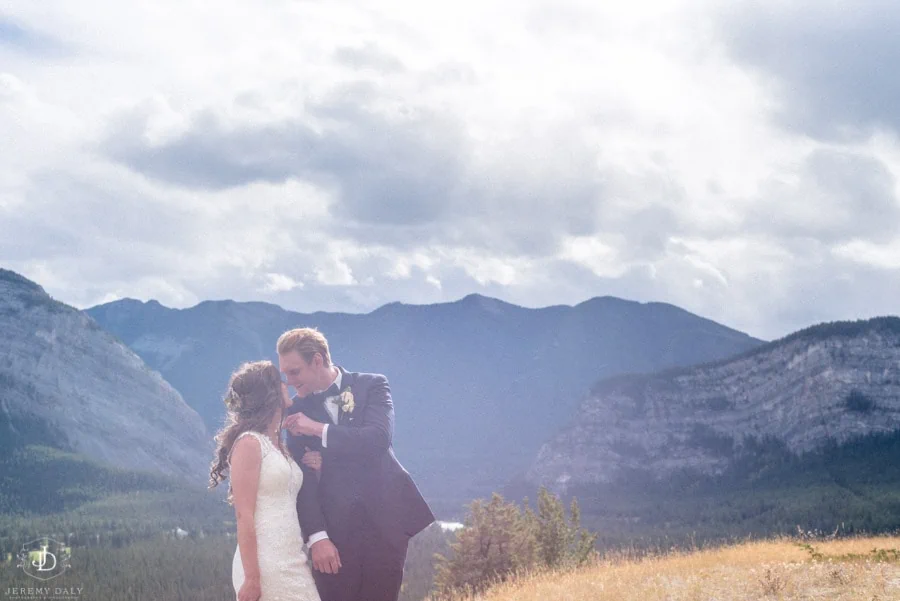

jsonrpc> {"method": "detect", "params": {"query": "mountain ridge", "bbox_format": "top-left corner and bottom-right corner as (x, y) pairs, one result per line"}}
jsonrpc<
(589, 315), (900, 393)
(93, 291), (763, 324)
(528, 314), (900, 493)
(87, 288), (764, 507)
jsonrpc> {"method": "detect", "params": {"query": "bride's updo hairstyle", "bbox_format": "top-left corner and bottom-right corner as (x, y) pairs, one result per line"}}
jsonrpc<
(209, 360), (286, 498)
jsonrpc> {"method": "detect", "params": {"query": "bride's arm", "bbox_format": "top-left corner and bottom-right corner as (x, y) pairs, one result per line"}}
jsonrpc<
(231, 436), (263, 596)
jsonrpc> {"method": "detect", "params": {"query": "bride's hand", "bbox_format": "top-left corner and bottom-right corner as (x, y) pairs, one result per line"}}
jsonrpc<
(238, 577), (261, 601)
(301, 448), (322, 472)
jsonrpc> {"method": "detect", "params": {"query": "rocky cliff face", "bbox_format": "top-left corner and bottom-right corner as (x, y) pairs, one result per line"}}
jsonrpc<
(528, 317), (900, 491)
(0, 269), (211, 483)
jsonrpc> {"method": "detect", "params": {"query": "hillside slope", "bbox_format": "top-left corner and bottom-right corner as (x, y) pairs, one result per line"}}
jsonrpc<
(0, 269), (210, 484)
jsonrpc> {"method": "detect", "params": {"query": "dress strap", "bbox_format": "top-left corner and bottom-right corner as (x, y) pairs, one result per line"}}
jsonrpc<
(228, 430), (272, 465)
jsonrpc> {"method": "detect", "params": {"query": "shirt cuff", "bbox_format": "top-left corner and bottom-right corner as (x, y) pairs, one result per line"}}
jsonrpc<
(307, 531), (329, 546)
(321, 424), (329, 448)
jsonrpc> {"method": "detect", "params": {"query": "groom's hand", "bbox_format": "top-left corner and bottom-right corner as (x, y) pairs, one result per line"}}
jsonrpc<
(310, 539), (342, 574)
(283, 413), (325, 437)
(301, 448), (323, 472)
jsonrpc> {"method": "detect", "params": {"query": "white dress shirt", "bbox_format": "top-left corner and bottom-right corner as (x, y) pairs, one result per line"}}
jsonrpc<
(305, 367), (341, 548)
(320, 368), (342, 447)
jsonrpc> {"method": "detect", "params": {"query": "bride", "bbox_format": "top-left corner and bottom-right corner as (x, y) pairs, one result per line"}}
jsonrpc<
(210, 360), (321, 601)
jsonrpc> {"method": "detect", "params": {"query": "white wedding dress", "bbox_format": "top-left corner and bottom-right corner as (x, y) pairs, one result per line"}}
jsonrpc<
(230, 430), (320, 601)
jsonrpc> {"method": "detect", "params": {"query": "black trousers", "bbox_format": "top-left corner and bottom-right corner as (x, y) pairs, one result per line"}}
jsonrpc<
(312, 515), (410, 601)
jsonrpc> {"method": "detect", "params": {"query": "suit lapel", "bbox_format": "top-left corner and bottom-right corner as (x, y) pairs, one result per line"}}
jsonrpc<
(336, 367), (356, 426)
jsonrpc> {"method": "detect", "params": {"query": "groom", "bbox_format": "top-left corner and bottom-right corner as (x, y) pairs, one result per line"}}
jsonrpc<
(278, 327), (435, 601)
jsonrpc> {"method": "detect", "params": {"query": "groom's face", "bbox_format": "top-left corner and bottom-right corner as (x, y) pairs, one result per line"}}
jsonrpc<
(278, 350), (321, 398)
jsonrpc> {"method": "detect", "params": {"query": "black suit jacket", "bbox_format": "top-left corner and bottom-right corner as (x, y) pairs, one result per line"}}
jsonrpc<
(287, 367), (435, 548)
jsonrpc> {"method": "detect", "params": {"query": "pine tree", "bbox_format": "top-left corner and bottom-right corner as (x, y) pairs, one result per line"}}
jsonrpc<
(532, 487), (598, 569)
(535, 486), (570, 568)
(568, 497), (598, 566)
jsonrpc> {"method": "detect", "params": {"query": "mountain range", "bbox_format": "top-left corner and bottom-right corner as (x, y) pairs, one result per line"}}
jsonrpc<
(87, 292), (764, 507)
(4, 264), (900, 555)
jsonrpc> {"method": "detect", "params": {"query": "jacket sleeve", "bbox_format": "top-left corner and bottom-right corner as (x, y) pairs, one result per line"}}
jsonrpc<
(287, 430), (326, 544)
(295, 461), (326, 544)
(324, 375), (393, 458)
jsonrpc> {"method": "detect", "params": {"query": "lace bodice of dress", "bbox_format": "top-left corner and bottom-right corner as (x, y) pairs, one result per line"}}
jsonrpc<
(230, 431), (304, 510)
(230, 430), (319, 601)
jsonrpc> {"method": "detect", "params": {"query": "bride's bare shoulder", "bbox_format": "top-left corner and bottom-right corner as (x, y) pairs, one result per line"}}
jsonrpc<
(228, 431), (268, 466)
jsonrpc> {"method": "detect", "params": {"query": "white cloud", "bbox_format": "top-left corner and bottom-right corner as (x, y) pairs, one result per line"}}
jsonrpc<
(261, 273), (303, 293)
(834, 240), (900, 270)
(560, 236), (629, 279)
(1, 0), (900, 339)
(314, 255), (357, 287)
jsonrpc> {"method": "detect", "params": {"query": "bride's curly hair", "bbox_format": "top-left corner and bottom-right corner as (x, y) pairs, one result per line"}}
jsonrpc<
(209, 360), (286, 501)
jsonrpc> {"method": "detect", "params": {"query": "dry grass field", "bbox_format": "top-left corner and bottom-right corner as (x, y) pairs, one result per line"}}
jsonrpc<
(433, 536), (900, 601)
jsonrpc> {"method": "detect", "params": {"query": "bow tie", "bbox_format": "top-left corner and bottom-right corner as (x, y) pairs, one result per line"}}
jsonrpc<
(309, 382), (340, 401)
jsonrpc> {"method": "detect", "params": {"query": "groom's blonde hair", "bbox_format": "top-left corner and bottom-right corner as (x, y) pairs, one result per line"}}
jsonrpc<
(276, 327), (332, 368)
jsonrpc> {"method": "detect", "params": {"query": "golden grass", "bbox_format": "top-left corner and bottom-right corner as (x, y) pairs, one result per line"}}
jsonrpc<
(436, 536), (900, 601)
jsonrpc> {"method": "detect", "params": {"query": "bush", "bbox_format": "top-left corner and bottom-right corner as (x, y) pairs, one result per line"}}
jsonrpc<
(434, 494), (536, 595)
(434, 489), (598, 596)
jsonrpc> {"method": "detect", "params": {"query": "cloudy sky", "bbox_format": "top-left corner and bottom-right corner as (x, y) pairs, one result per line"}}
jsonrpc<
(2, 0), (899, 340)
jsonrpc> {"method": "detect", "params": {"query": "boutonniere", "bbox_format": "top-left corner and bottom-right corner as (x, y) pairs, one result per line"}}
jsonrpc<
(340, 389), (355, 414)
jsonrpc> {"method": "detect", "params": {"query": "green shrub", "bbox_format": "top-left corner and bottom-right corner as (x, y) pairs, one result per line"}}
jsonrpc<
(434, 489), (597, 596)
